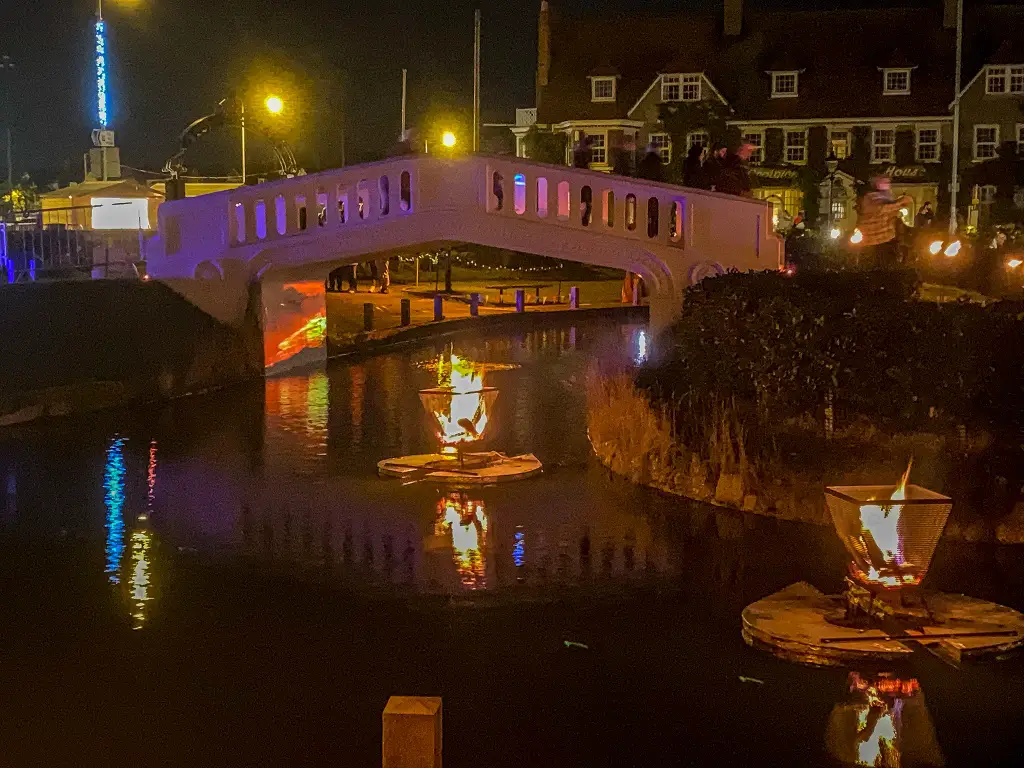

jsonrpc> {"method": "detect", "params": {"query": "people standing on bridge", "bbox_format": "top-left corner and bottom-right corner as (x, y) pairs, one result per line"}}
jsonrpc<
(393, 129), (420, 156)
(700, 143), (725, 190)
(573, 134), (593, 169)
(683, 144), (707, 188)
(611, 138), (636, 177)
(855, 175), (914, 269)
(636, 143), (664, 183)
(714, 142), (754, 197)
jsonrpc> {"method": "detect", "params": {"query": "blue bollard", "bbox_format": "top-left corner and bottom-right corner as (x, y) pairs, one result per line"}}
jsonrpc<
(470, 293), (480, 317)
(433, 293), (444, 321)
(515, 289), (525, 313)
(569, 286), (580, 309)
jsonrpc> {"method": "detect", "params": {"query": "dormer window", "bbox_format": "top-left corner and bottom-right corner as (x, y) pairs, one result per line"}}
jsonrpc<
(883, 68), (912, 95)
(986, 65), (1024, 94)
(770, 71), (799, 98)
(661, 74), (701, 102)
(591, 76), (616, 102)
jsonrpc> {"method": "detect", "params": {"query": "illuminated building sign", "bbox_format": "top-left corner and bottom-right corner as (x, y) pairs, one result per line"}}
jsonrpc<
(96, 20), (108, 128)
(92, 198), (151, 230)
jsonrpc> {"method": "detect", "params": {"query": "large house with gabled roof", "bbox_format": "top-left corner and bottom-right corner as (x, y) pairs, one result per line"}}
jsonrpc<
(518, 0), (1023, 233)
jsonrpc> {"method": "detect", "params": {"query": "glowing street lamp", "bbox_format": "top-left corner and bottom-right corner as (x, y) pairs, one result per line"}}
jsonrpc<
(241, 94), (285, 184)
(264, 95), (284, 115)
(441, 131), (457, 149)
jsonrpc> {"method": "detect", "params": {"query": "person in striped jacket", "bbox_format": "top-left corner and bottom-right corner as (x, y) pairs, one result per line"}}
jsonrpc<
(856, 175), (914, 269)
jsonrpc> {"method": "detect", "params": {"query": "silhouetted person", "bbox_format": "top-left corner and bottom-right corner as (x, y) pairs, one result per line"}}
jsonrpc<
(683, 144), (706, 188)
(915, 201), (935, 229)
(714, 143), (754, 197)
(703, 143), (727, 190)
(636, 143), (664, 182)
(573, 134), (593, 169)
(612, 140), (636, 176)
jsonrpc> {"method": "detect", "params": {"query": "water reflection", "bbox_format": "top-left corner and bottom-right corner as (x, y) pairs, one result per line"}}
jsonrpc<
(104, 437), (127, 583)
(825, 672), (944, 767)
(430, 492), (488, 590)
(128, 527), (153, 629)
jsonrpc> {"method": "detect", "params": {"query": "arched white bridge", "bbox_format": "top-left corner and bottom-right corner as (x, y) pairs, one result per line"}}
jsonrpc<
(148, 155), (782, 332)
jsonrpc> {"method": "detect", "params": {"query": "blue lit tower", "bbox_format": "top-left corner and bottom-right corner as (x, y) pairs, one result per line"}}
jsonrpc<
(90, 0), (120, 181)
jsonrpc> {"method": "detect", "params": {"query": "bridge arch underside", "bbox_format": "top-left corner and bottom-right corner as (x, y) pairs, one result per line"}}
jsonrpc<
(209, 210), (711, 332)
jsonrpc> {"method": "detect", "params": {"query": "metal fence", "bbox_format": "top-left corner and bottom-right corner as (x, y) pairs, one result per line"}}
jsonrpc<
(1, 212), (148, 284)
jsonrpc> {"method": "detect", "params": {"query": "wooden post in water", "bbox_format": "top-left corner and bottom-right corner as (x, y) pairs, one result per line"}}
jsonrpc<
(383, 696), (442, 768)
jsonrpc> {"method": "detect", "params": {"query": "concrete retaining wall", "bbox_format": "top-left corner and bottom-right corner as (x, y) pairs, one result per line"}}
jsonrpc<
(0, 280), (263, 426)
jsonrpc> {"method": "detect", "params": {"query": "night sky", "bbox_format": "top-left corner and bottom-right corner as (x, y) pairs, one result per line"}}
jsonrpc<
(0, 0), (958, 184)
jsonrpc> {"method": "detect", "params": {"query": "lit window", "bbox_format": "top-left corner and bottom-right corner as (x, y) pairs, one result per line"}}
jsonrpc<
(872, 128), (895, 163)
(987, 67), (1007, 94)
(916, 127), (940, 162)
(591, 76), (616, 102)
(741, 131), (763, 164)
(93, 197), (150, 230)
(784, 130), (806, 163)
(974, 125), (999, 160)
(883, 69), (911, 95)
(687, 131), (709, 152)
(1013, 67), (1024, 93)
(661, 74), (701, 102)
(589, 133), (607, 165)
(649, 133), (672, 164)
(771, 71), (798, 98)
(830, 131), (849, 159)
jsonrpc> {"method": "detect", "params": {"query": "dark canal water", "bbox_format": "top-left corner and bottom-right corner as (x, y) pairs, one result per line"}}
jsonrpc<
(1, 320), (1022, 766)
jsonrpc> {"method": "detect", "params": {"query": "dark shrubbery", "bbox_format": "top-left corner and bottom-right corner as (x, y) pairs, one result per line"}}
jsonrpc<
(642, 270), (1024, 439)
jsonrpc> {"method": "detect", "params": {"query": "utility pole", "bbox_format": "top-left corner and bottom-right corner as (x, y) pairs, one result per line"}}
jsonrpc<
(401, 68), (408, 138)
(948, 0), (963, 238)
(240, 101), (247, 184)
(1, 55), (14, 201)
(473, 9), (481, 153)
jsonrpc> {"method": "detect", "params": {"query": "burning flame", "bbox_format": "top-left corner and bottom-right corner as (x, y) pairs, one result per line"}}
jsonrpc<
(859, 461), (915, 586)
(424, 355), (493, 452)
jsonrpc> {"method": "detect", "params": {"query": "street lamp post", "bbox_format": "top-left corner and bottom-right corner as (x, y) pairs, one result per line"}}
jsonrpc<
(948, 0), (964, 239)
(1, 55), (14, 201)
(825, 151), (839, 236)
(241, 95), (284, 185)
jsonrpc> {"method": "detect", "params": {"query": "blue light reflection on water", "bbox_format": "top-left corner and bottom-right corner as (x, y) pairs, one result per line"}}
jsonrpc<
(104, 437), (127, 583)
(512, 528), (525, 567)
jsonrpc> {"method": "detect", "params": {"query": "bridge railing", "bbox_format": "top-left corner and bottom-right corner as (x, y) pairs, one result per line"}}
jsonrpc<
(157, 155), (779, 277)
(223, 159), (421, 249)
(480, 156), (777, 267)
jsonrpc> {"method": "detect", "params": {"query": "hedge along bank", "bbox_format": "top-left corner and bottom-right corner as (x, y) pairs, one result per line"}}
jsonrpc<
(588, 271), (1024, 544)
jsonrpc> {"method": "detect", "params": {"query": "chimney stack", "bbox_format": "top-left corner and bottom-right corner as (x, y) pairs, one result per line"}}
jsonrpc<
(724, 0), (743, 36)
(536, 0), (551, 106)
(943, 0), (958, 30)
